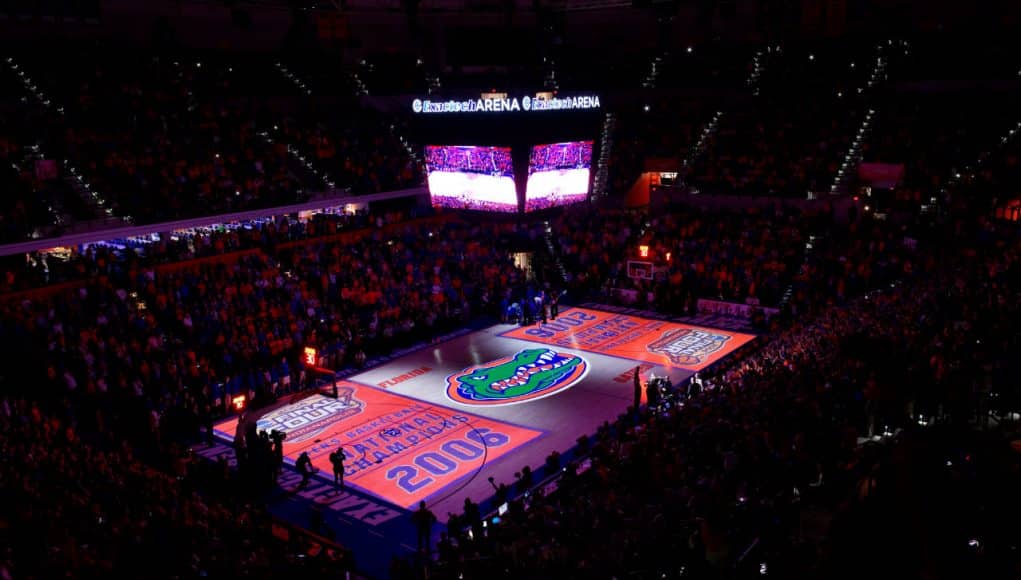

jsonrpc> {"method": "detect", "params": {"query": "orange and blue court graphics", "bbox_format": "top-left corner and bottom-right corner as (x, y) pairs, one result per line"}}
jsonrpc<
(500, 307), (756, 371)
(214, 306), (753, 518)
(215, 381), (544, 509)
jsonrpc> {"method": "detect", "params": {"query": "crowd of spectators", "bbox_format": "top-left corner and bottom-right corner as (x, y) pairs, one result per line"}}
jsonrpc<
(856, 92), (1018, 213)
(595, 44), (883, 199)
(277, 107), (423, 194)
(529, 141), (592, 172)
(23, 51), (308, 223)
(0, 394), (355, 577)
(0, 215), (525, 417)
(0, 211), (530, 576)
(0, 36), (1019, 580)
(432, 197), (519, 213)
(0, 209), (418, 292)
(689, 93), (860, 197)
(602, 99), (704, 201)
(546, 204), (811, 309)
(418, 206), (1020, 580)
(0, 123), (61, 241)
(426, 145), (513, 176)
(969, 130), (1021, 217)
(0, 47), (424, 234)
(0, 75), (97, 241)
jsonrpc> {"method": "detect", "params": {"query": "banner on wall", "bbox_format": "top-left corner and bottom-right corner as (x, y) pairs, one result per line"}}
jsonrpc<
(697, 299), (779, 320)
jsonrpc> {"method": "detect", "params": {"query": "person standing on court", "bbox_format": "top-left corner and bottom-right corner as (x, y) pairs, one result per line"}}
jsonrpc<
(329, 446), (345, 487)
(646, 377), (661, 410)
(411, 500), (437, 554)
(296, 451), (314, 489)
(633, 366), (642, 413)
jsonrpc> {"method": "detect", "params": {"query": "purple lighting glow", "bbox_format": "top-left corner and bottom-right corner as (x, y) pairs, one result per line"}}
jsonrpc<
(525, 141), (593, 212)
(425, 145), (517, 212)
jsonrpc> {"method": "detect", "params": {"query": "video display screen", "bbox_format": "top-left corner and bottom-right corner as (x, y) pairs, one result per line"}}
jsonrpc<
(524, 141), (593, 212)
(424, 145), (517, 212)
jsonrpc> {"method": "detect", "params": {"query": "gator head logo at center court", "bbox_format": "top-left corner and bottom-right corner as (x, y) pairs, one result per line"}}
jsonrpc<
(647, 328), (732, 366)
(446, 348), (588, 406)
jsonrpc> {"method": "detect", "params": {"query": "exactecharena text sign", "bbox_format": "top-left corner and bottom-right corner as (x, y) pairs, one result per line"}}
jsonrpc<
(412, 94), (601, 115)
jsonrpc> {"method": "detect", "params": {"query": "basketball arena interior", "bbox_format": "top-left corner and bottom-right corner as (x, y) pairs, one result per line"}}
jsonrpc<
(0, 1), (1019, 579)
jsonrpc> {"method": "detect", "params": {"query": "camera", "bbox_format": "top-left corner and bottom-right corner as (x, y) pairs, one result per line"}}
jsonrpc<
(269, 430), (287, 443)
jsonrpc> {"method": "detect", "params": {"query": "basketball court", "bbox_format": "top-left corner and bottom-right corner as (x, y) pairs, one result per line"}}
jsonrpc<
(214, 306), (755, 521)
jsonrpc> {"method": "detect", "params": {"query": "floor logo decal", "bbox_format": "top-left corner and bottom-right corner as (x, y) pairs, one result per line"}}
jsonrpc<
(446, 348), (588, 406)
(646, 328), (732, 366)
